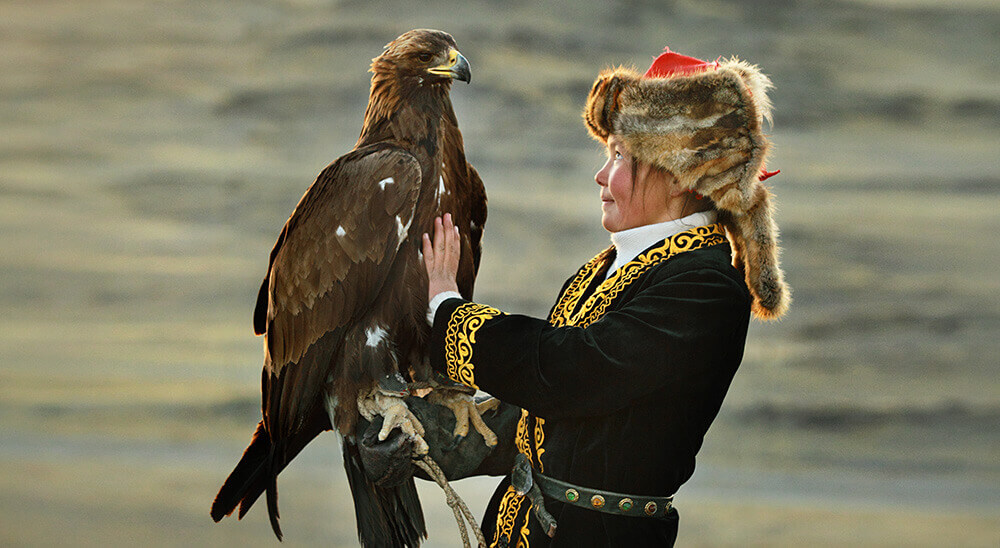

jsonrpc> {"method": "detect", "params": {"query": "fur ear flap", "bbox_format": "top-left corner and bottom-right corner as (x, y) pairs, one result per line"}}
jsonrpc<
(718, 57), (774, 128)
(583, 66), (641, 144)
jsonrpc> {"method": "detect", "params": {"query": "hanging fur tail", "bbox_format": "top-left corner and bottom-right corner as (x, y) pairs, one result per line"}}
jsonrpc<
(342, 437), (427, 547)
(717, 182), (790, 319)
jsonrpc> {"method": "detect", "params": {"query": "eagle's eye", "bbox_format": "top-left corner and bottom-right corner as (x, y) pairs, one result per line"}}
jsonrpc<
(417, 52), (433, 63)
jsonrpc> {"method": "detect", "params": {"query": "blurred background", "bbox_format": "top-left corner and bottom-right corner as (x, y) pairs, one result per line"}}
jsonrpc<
(1, 0), (997, 546)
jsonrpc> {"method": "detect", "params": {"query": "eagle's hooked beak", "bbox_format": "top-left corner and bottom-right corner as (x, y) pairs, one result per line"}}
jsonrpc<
(428, 49), (471, 84)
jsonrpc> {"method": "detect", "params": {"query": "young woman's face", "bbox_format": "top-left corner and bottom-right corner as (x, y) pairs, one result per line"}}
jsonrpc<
(594, 136), (671, 232)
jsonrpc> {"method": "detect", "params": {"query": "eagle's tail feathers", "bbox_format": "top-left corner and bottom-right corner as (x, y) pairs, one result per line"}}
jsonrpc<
(210, 421), (270, 522)
(211, 404), (331, 537)
(266, 444), (283, 541)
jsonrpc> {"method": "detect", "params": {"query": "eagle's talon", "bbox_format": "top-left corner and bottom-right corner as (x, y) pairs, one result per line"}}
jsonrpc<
(358, 386), (429, 456)
(427, 389), (499, 449)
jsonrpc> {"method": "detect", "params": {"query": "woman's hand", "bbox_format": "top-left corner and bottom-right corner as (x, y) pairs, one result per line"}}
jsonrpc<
(423, 213), (461, 302)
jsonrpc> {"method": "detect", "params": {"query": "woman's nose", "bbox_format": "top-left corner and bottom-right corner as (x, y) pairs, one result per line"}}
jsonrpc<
(595, 160), (610, 186)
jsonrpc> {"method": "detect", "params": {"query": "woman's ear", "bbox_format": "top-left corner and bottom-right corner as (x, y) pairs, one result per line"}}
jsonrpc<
(665, 172), (686, 198)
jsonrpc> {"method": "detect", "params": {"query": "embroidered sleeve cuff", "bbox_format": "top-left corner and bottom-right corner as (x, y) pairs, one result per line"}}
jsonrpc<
(427, 290), (464, 326)
(432, 301), (505, 389)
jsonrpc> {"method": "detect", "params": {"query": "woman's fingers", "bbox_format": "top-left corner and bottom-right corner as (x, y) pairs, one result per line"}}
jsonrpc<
(424, 215), (462, 302)
(442, 213), (460, 271)
(433, 215), (444, 258)
(441, 213), (453, 260)
(424, 216), (461, 271)
(422, 232), (433, 267)
(442, 213), (453, 248)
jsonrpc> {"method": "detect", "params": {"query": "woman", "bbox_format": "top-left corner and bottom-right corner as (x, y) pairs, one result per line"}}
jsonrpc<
(421, 48), (789, 547)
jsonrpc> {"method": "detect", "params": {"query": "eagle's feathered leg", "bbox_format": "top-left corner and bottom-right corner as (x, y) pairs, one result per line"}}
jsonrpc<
(340, 373), (428, 547)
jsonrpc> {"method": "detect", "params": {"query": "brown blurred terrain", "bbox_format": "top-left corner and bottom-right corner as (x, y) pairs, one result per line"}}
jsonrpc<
(1, 0), (998, 546)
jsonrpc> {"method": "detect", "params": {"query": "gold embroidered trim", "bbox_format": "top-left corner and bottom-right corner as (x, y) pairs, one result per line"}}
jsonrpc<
(492, 485), (526, 547)
(515, 409), (532, 459)
(443, 302), (503, 389)
(567, 224), (726, 328)
(533, 417), (546, 472)
(493, 410), (535, 546)
(518, 517), (531, 547)
(549, 248), (613, 327)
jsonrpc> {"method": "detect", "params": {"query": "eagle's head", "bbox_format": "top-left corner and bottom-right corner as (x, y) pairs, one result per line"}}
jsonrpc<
(372, 29), (471, 85)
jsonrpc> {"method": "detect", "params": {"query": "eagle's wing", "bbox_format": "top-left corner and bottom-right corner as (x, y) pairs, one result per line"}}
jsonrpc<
(462, 162), (487, 277)
(254, 143), (421, 443)
(440, 112), (487, 297)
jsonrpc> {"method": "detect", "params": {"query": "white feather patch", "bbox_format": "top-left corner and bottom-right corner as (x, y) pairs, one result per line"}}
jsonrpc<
(365, 326), (387, 348)
(378, 177), (394, 190)
(395, 214), (414, 249)
(335, 225), (346, 238)
(324, 391), (339, 424)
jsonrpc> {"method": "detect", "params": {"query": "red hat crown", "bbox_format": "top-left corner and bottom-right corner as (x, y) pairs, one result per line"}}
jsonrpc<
(643, 47), (719, 78)
(646, 47), (776, 184)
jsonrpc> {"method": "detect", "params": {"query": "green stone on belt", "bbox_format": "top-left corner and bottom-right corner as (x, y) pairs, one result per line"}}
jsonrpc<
(565, 489), (579, 502)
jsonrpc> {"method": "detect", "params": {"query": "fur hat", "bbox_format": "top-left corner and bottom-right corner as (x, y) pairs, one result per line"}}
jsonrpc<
(583, 48), (790, 319)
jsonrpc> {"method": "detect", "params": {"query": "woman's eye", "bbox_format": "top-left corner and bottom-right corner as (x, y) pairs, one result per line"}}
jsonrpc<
(614, 151), (623, 160)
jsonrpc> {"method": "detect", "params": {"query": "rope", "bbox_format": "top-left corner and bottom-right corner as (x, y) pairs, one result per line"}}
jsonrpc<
(414, 455), (487, 548)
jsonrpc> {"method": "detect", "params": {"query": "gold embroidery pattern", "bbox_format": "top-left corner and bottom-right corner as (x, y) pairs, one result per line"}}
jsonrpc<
(549, 248), (613, 327)
(492, 485), (526, 547)
(533, 417), (546, 472)
(444, 302), (503, 389)
(568, 224), (726, 328)
(518, 518), (531, 547)
(515, 409), (532, 460)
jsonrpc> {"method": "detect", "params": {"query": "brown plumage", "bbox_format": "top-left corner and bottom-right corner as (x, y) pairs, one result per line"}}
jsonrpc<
(210, 29), (486, 545)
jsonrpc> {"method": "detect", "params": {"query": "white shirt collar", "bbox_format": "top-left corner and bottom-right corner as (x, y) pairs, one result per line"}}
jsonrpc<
(606, 211), (718, 278)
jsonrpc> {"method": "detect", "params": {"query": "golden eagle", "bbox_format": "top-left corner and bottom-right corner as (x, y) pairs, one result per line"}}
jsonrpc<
(210, 29), (489, 545)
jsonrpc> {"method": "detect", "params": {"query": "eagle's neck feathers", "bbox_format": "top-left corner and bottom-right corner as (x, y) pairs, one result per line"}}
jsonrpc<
(356, 68), (459, 225)
(357, 69), (450, 155)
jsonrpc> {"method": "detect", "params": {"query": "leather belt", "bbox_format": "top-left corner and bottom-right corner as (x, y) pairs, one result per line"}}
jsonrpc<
(533, 471), (675, 518)
(510, 452), (674, 537)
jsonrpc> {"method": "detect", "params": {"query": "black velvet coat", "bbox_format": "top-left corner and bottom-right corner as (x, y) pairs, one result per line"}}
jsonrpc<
(430, 224), (752, 547)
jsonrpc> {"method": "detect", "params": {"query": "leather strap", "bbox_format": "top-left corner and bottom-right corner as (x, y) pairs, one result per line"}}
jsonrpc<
(533, 471), (675, 518)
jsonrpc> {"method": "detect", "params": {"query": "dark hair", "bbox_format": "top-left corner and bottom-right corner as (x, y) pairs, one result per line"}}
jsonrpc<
(629, 154), (715, 216)
(628, 156), (668, 200)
